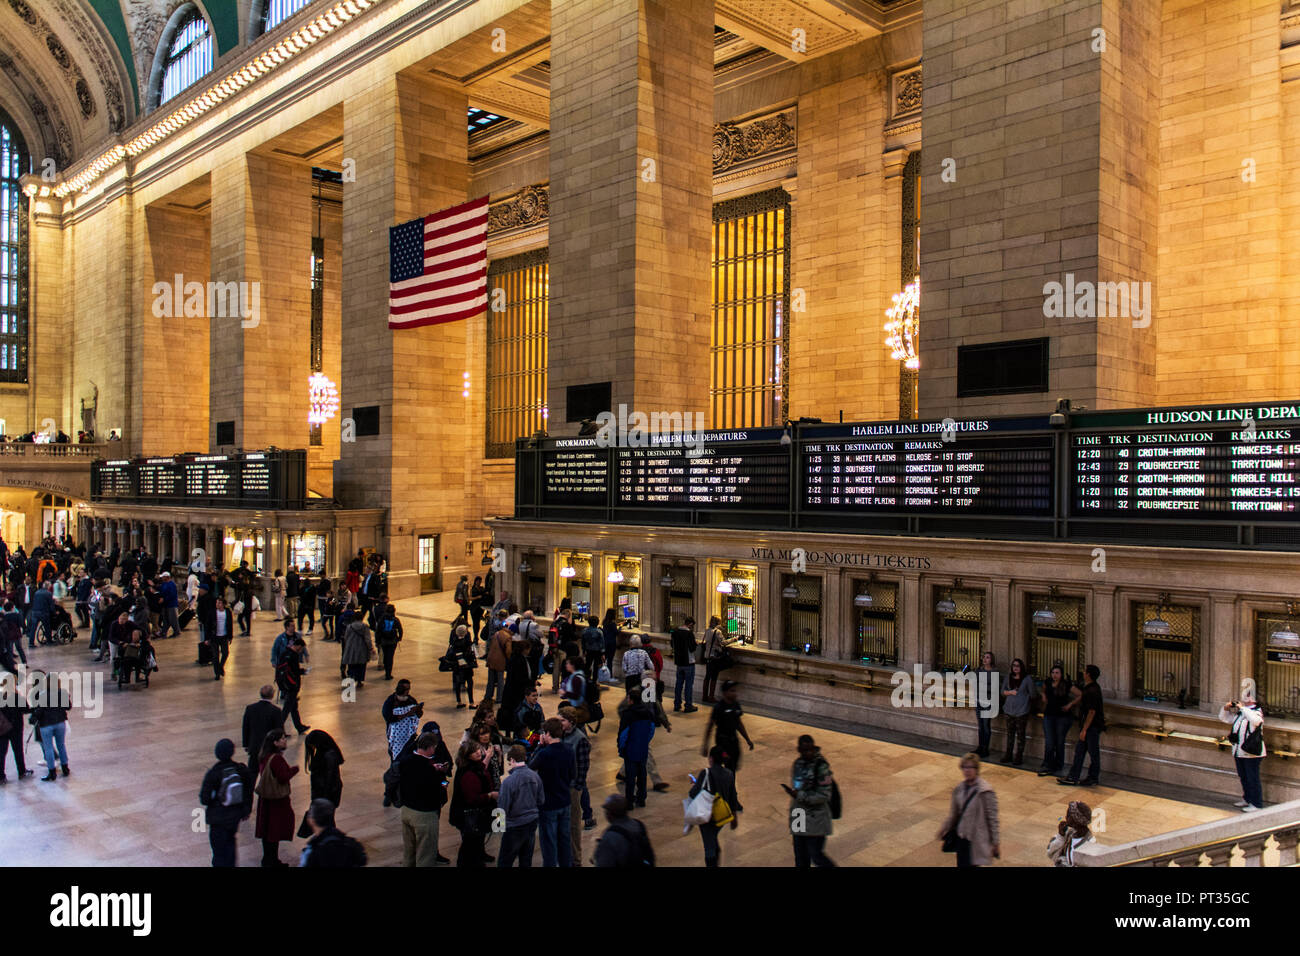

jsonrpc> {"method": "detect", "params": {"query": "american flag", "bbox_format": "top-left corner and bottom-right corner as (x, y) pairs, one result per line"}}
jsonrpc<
(388, 195), (489, 329)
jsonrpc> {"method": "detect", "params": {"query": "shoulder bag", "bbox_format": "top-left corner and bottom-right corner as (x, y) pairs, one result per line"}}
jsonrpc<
(941, 786), (981, 853)
(255, 758), (291, 800)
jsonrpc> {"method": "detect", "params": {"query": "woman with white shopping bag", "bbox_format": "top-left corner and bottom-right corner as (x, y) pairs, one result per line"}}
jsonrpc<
(683, 745), (742, 867)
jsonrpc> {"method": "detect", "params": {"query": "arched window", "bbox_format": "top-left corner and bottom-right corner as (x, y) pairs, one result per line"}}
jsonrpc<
(252, 0), (315, 38)
(0, 113), (29, 383)
(158, 8), (213, 106)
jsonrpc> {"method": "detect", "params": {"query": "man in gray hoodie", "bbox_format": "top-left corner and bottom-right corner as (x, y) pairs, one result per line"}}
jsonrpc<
(497, 744), (544, 867)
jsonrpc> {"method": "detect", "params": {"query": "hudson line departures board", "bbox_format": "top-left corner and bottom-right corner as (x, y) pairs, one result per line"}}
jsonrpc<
(517, 402), (1300, 545)
(1069, 403), (1300, 519)
(91, 450), (307, 508)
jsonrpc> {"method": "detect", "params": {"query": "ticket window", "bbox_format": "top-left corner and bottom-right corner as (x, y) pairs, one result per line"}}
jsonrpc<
(229, 531), (266, 575)
(1134, 601), (1200, 705)
(607, 556), (641, 628)
(559, 553), (593, 618)
(853, 579), (898, 665)
(935, 587), (985, 673)
(289, 533), (327, 576)
(782, 574), (823, 655)
(661, 564), (695, 631)
(521, 553), (547, 615)
(1255, 611), (1300, 718)
(716, 564), (756, 646)
(1027, 594), (1086, 682)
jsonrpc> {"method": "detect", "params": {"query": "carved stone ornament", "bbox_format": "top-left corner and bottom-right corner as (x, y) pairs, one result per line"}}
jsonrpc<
(488, 185), (550, 234)
(895, 68), (921, 118)
(712, 112), (795, 174)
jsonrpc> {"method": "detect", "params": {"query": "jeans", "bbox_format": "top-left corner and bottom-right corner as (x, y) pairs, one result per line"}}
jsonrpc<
(498, 822), (537, 867)
(1067, 725), (1102, 783)
(281, 688), (307, 733)
(485, 669), (503, 704)
(1042, 715), (1071, 771)
(538, 805), (572, 867)
(211, 640), (230, 678)
(89, 617), (101, 650)
(1235, 756), (1263, 808)
(297, 605), (315, 633)
(39, 722), (68, 770)
(238, 605), (252, 634)
(674, 663), (696, 709)
(0, 722), (27, 775)
(320, 613), (333, 639)
(453, 669), (474, 704)
(1002, 714), (1028, 759)
(457, 823), (487, 867)
(793, 834), (835, 867)
(623, 758), (647, 806)
(162, 607), (180, 639)
(976, 716), (992, 755)
(27, 612), (49, 646)
(381, 645), (396, 678)
(700, 823), (723, 866)
(209, 823), (237, 867)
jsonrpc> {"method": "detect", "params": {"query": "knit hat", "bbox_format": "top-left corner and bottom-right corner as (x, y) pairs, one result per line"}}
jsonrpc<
(215, 738), (236, 761)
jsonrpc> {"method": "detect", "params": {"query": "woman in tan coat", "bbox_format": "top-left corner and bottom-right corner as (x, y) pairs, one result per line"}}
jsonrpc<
(937, 752), (1000, 867)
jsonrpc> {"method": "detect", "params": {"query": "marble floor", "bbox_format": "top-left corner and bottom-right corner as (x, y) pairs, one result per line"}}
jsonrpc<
(0, 591), (1233, 867)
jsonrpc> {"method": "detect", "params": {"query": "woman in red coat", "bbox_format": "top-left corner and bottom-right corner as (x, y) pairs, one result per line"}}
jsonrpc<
(255, 729), (299, 867)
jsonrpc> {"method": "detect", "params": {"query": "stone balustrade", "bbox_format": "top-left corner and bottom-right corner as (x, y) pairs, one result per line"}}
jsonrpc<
(1074, 799), (1300, 867)
(0, 442), (109, 458)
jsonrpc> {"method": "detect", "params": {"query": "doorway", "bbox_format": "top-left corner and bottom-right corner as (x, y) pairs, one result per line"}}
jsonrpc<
(418, 534), (440, 594)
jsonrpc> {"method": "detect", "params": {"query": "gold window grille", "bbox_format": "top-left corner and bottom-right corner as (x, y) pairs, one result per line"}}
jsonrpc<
(711, 189), (790, 429)
(1134, 601), (1200, 705)
(1255, 611), (1300, 719)
(486, 249), (548, 458)
(854, 578), (899, 665)
(781, 574), (822, 655)
(935, 587), (985, 673)
(1027, 594), (1086, 682)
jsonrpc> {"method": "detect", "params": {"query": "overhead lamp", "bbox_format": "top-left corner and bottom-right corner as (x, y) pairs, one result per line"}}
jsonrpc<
(242, 537), (255, 548)
(1032, 585), (1060, 625)
(517, 560), (531, 574)
(659, 569), (674, 588)
(1142, 592), (1173, 636)
(854, 592), (873, 608)
(717, 561), (739, 594)
(1271, 602), (1300, 647)
(560, 553), (577, 579)
(223, 535), (236, 545)
(782, 583), (799, 600)
(779, 420), (793, 446)
(608, 569), (624, 584)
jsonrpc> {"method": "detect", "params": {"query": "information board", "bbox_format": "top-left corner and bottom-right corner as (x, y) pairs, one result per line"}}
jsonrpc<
(616, 443), (789, 509)
(1070, 403), (1300, 519)
(92, 450), (306, 508)
(542, 445), (609, 506)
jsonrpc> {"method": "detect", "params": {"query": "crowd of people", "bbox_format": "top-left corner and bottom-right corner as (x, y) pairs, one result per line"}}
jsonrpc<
(1, 533), (1271, 866)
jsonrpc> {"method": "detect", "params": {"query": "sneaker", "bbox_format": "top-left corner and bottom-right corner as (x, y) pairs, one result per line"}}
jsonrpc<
(1080, 779), (1098, 787)
(1233, 799), (1249, 808)
(583, 818), (597, 831)
(683, 705), (698, 713)
(1036, 768), (1052, 777)
(652, 782), (670, 792)
(1241, 804), (1261, 813)
(1057, 777), (1079, 786)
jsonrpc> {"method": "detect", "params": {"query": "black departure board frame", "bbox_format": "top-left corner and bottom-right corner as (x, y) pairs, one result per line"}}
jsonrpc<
(515, 401), (1300, 551)
(91, 449), (307, 509)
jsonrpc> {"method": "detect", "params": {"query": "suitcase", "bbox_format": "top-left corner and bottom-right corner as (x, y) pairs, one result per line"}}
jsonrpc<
(197, 641), (212, 665)
(178, 607), (195, 630)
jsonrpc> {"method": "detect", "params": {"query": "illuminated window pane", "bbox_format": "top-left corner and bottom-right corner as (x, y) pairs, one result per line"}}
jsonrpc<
(0, 111), (27, 383)
(262, 0), (314, 32)
(159, 10), (213, 106)
(485, 250), (548, 458)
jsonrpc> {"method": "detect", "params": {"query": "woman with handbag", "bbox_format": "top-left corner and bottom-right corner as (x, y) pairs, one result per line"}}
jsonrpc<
(1220, 680), (1266, 812)
(686, 745), (742, 867)
(447, 624), (477, 709)
(297, 730), (344, 838)
(254, 729), (299, 867)
(449, 741), (497, 867)
(937, 752), (1000, 868)
(341, 616), (375, 687)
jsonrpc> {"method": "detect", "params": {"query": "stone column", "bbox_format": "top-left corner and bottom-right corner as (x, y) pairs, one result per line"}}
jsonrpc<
(900, 572), (922, 669)
(1209, 595), (1239, 714)
(334, 73), (473, 599)
(547, 0), (714, 426)
(209, 153), (312, 451)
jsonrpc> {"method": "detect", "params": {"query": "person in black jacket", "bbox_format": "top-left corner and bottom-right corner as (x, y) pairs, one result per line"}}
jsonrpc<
(277, 637), (310, 735)
(30, 688), (69, 782)
(242, 685), (285, 773)
(198, 738), (253, 867)
(398, 730), (452, 866)
(688, 746), (742, 866)
(208, 597), (235, 680)
(300, 799), (366, 867)
(594, 794), (654, 867)
(298, 730), (344, 838)
(0, 676), (32, 781)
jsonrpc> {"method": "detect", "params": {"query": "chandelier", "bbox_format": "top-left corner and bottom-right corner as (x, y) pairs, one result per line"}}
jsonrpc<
(308, 372), (340, 425)
(885, 277), (920, 370)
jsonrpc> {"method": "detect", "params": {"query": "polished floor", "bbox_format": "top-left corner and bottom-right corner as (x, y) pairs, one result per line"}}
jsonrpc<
(0, 591), (1233, 867)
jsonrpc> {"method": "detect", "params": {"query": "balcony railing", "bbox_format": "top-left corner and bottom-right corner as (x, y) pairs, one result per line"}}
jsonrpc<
(0, 442), (109, 459)
(1074, 799), (1300, 866)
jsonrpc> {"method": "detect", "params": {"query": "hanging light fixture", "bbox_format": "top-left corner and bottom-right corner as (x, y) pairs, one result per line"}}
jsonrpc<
(1032, 585), (1060, 625)
(716, 561), (738, 594)
(782, 581), (799, 600)
(936, 578), (960, 615)
(853, 573), (874, 608)
(559, 553), (577, 579)
(1271, 602), (1300, 647)
(307, 372), (340, 425)
(659, 564), (675, 588)
(1143, 592), (1173, 636)
(607, 553), (626, 584)
(517, 560), (532, 574)
(885, 277), (920, 370)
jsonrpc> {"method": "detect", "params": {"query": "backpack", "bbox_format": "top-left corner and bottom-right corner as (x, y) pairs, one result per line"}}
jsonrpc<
(603, 820), (655, 867)
(547, 622), (560, 646)
(217, 765), (244, 808)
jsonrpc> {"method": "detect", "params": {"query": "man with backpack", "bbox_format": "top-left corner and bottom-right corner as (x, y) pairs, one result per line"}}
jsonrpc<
(277, 636), (310, 735)
(376, 604), (403, 680)
(198, 738), (253, 867)
(594, 794), (655, 867)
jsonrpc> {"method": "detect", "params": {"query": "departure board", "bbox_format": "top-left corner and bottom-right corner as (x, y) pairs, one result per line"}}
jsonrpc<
(802, 433), (1054, 515)
(542, 445), (609, 506)
(1070, 403), (1300, 519)
(616, 443), (789, 509)
(92, 450), (305, 508)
